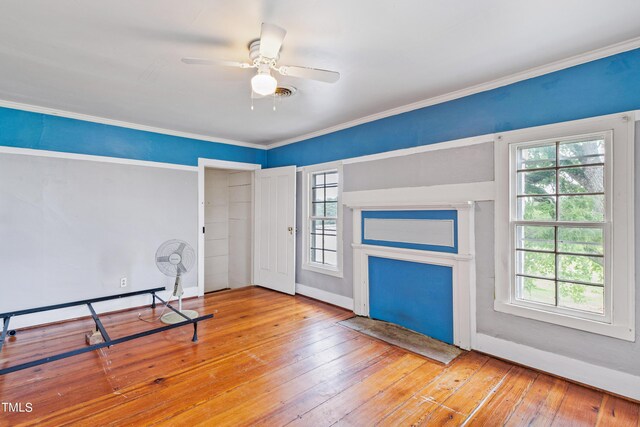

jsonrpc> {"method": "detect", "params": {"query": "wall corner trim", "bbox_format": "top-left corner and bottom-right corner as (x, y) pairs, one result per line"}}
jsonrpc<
(295, 283), (354, 311)
(474, 333), (640, 401)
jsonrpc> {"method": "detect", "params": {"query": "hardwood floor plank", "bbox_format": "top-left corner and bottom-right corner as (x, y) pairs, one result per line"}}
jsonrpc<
(550, 383), (603, 427)
(182, 344), (401, 427)
(37, 325), (358, 426)
(118, 336), (389, 426)
(251, 350), (404, 427)
(0, 287), (637, 427)
(377, 351), (489, 426)
(596, 394), (640, 427)
(464, 365), (538, 426)
(413, 358), (513, 426)
(333, 359), (443, 426)
(286, 353), (427, 426)
(505, 373), (571, 427)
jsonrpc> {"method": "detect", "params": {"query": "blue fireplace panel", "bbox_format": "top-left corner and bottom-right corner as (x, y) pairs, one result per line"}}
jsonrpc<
(368, 256), (453, 344)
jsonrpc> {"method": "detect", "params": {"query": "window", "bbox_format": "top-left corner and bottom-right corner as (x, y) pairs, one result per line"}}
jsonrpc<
(514, 137), (607, 317)
(302, 163), (343, 277)
(495, 113), (635, 340)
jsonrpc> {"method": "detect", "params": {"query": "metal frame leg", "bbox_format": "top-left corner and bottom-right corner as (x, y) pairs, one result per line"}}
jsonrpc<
(0, 317), (9, 352)
(151, 292), (157, 309)
(192, 322), (198, 342)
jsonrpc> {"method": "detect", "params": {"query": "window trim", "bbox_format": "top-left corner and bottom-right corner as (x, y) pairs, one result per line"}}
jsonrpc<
(301, 162), (344, 278)
(494, 112), (635, 341)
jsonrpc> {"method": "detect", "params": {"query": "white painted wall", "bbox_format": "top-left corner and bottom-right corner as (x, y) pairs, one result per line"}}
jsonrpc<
(0, 152), (198, 328)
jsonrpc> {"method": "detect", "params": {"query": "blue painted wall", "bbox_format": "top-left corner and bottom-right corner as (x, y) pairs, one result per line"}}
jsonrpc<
(0, 107), (267, 167)
(368, 256), (454, 344)
(362, 210), (458, 253)
(3, 48), (639, 169)
(267, 48), (640, 167)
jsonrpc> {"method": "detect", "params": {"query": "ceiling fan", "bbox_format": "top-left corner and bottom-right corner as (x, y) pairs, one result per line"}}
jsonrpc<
(181, 23), (340, 97)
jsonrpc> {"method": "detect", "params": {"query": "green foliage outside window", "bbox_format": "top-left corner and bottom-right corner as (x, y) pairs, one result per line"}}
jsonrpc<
(516, 139), (605, 314)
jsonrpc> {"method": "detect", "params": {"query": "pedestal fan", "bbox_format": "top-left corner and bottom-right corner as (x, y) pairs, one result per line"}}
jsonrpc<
(155, 239), (198, 324)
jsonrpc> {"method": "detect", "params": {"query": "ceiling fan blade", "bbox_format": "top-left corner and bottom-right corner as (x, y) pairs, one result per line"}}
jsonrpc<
(259, 23), (286, 58)
(277, 65), (340, 83)
(181, 57), (251, 68)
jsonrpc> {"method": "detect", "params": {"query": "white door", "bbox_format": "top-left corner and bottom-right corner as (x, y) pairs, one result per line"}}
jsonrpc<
(253, 166), (297, 294)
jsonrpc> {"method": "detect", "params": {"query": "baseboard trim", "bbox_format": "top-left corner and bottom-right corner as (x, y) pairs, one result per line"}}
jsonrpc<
(474, 333), (640, 401)
(296, 283), (354, 311)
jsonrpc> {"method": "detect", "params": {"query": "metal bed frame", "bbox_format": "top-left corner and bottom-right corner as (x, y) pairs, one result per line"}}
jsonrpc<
(0, 287), (213, 375)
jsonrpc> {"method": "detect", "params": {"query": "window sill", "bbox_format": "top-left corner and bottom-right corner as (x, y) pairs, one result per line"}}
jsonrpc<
(494, 300), (635, 342)
(302, 263), (344, 279)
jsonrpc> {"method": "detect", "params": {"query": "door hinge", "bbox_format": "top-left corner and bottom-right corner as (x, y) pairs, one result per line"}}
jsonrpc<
(202, 226), (205, 234)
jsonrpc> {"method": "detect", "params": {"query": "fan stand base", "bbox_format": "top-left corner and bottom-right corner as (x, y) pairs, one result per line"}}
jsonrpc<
(160, 310), (199, 325)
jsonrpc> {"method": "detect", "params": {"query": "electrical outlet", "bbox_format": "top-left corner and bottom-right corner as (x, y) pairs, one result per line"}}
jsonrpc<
(120, 277), (127, 288)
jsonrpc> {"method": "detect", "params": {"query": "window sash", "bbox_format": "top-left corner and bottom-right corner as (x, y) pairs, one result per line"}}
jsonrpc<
(509, 134), (612, 322)
(308, 170), (339, 268)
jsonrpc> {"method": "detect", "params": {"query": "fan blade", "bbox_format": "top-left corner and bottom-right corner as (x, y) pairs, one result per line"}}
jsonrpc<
(259, 23), (286, 58)
(181, 57), (252, 68)
(157, 256), (170, 263)
(277, 65), (340, 83)
(176, 242), (186, 255)
(177, 262), (187, 274)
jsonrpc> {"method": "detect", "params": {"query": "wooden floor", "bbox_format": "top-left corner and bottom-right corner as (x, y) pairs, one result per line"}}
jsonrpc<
(1, 287), (638, 426)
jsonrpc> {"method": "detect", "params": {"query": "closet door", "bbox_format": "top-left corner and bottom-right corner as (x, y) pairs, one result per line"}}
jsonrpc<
(253, 166), (297, 294)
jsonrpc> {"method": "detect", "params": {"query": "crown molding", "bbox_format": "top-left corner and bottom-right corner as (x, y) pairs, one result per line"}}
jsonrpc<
(267, 36), (640, 150)
(0, 99), (267, 150)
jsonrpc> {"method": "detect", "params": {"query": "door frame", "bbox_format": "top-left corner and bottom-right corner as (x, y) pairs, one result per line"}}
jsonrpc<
(197, 158), (262, 296)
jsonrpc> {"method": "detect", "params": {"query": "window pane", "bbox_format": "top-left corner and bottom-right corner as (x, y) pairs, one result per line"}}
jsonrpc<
(557, 227), (603, 255)
(324, 220), (337, 235)
(558, 282), (604, 314)
(518, 196), (556, 221)
(516, 225), (555, 251)
(312, 188), (325, 202)
(558, 139), (605, 166)
(311, 233), (323, 250)
(325, 172), (338, 185)
(517, 170), (556, 195)
(311, 220), (324, 234)
(517, 251), (555, 279)
(557, 254), (604, 285)
(324, 202), (338, 218)
(325, 186), (338, 201)
(311, 249), (324, 263)
(516, 276), (556, 305)
(558, 195), (604, 222)
(313, 173), (325, 186)
(324, 235), (337, 251)
(324, 251), (337, 266)
(558, 166), (604, 194)
(312, 202), (325, 217)
(518, 145), (556, 170)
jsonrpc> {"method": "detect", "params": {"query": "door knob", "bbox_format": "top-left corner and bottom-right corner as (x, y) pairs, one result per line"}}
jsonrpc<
(288, 226), (293, 235)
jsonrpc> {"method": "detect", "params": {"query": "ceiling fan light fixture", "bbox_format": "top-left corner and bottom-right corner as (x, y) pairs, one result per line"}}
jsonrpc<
(251, 71), (277, 96)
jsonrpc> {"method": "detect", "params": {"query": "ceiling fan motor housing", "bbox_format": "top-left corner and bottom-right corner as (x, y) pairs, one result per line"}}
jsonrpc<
(248, 40), (278, 64)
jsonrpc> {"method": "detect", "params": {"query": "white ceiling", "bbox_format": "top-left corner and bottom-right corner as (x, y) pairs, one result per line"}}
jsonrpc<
(1, 1), (640, 146)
